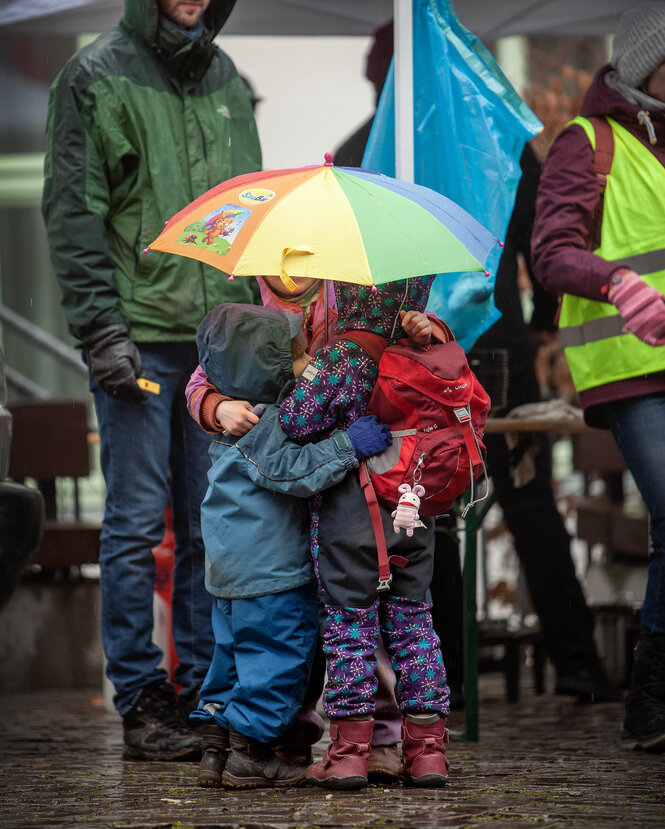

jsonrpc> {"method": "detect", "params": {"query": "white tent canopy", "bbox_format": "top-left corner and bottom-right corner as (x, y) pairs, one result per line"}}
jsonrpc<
(0, 0), (638, 38)
(0, 0), (640, 182)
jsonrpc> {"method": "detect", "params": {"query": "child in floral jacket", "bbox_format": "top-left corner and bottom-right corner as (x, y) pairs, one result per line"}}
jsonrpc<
(279, 277), (451, 789)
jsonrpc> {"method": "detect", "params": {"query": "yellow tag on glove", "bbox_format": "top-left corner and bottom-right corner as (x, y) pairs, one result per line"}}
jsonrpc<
(137, 377), (160, 395)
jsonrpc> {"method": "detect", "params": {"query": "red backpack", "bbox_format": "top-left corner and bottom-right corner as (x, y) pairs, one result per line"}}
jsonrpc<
(341, 328), (491, 517)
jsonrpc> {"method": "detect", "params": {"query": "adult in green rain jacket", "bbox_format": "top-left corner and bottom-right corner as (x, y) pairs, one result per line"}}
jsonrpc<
(42, 0), (262, 762)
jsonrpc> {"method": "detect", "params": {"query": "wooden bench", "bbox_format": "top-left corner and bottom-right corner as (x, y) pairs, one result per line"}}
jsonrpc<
(8, 398), (100, 568)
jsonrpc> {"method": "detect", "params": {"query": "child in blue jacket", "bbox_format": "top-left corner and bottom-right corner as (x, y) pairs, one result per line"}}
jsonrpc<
(189, 302), (391, 790)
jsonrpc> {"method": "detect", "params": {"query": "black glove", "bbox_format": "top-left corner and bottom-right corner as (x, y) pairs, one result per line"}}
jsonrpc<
(83, 324), (147, 402)
(346, 415), (392, 460)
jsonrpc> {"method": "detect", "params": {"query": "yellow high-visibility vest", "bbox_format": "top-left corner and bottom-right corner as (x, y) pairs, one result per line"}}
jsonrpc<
(559, 116), (665, 392)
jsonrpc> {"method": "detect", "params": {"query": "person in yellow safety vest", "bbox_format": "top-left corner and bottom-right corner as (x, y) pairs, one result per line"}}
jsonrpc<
(532, 4), (665, 754)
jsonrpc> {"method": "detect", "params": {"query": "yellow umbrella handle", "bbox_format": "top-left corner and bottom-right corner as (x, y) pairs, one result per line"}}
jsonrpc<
(280, 247), (312, 292)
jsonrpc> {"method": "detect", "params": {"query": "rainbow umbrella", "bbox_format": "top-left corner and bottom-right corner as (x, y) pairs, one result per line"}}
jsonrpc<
(147, 154), (501, 291)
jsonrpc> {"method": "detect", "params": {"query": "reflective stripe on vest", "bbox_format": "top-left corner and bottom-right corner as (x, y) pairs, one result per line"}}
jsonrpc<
(558, 116), (665, 392)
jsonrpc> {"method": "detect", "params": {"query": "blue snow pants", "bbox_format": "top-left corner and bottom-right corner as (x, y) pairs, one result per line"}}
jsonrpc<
(190, 582), (319, 744)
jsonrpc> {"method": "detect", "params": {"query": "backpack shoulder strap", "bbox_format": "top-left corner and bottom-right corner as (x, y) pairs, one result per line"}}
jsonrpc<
(587, 116), (614, 193)
(358, 462), (408, 592)
(335, 330), (387, 363)
(568, 115), (614, 191)
(568, 115), (614, 252)
(588, 117), (614, 251)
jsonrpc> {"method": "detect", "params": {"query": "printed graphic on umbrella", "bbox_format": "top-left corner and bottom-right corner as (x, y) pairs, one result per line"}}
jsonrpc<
(147, 153), (501, 290)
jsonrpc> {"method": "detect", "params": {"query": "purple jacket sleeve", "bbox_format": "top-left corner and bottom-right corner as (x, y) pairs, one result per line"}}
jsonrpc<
(185, 364), (230, 433)
(531, 123), (619, 301)
(185, 364), (209, 424)
(278, 341), (377, 440)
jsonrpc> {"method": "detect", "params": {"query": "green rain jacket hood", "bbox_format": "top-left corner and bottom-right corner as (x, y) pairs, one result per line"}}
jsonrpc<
(121, 0), (236, 80)
(42, 0), (262, 342)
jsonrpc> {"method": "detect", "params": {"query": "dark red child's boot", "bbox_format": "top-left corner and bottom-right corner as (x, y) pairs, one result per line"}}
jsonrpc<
(306, 718), (374, 790)
(400, 714), (449, 787)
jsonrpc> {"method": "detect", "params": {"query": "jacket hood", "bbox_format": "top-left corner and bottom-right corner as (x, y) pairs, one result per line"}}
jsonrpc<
(197, 303), (300, 403)
(122, 0), (236, 75)
(334, 276), (436, 339)
(581, 64), (665, 140)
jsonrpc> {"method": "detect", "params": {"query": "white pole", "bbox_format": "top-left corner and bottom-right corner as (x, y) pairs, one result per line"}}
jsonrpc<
(394, 0), (414, 182)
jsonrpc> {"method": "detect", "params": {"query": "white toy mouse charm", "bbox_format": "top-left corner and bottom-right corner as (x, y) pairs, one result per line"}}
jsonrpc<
(391, 483), (426, 536)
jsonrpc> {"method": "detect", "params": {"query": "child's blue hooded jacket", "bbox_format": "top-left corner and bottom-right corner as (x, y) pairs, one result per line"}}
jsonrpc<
(197, 303), (358, 599)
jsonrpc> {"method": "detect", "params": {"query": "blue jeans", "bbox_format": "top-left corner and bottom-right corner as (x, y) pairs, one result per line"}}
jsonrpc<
(605, 393), (665, 637)
(91, 342), (214, 714)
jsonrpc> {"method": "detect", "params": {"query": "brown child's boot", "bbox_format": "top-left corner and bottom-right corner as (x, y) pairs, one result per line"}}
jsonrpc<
(400, 714), (449, 787)
(221, 727), (307, 789)
(306, 718), (374, 790)
(367, 743), (401, 783)
(196, 722), (229, 788)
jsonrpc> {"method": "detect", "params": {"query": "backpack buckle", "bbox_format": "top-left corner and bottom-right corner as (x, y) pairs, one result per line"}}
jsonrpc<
(454, 406), (471, 424)
(377, 574), (393, 592)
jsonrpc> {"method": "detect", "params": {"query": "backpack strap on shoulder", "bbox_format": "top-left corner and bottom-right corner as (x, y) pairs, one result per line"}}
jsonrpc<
(570, 116), (614, 251)
(587, 116), (614, 195)
(336, 330), (387, 363)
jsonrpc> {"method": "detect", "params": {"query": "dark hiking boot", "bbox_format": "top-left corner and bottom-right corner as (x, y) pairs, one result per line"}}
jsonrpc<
(367, 743), (400, 783)
(122, 679), (202, 761)
(555, 661), (622, 703)
(400, 714), (449, 788)
(197, 722), (229, 787)
(221, 727), (306, 789)
(306, 718), (374, 790)
(621, 636), (665, 753)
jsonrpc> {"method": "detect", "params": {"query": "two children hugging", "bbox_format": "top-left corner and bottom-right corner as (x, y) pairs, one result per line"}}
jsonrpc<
(186, 273), (406, 785)
(187, 274), (450, 790)
(187, 300), (391, 789)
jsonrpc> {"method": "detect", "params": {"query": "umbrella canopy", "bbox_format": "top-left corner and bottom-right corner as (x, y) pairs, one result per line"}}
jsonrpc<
(148, 154), (500, 291)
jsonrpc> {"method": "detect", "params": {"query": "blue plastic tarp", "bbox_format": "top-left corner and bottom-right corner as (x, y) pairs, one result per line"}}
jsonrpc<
(363, 0), (542, 352)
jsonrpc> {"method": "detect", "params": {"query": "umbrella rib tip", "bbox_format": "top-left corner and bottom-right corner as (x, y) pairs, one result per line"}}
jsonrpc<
(324, 152), (334, 166)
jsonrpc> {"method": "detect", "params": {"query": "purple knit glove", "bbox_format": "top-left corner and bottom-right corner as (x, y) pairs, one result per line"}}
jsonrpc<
(609, 271), (665, 346)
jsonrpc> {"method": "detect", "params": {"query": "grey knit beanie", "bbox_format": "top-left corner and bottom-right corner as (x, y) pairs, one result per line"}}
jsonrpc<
(611, 4), (665, 88)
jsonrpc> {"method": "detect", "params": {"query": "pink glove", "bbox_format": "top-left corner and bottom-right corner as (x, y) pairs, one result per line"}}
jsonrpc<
(609, 271), (665, 346)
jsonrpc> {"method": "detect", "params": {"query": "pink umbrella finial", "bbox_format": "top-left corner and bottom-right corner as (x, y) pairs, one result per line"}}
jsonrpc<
(228, 275), (234, 282)
(498, 240), (505, 247)
(484, 270), (490, 277)
(324, 152), (334, 166)
(143, 247), (150, 254)
(371, 285), (378, 292)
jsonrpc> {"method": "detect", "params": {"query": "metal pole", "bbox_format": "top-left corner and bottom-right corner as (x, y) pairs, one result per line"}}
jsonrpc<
(394, 0), (414, 182)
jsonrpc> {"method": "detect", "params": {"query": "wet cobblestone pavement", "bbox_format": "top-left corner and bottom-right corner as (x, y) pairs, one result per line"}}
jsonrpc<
(1, 674), (664, 829)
